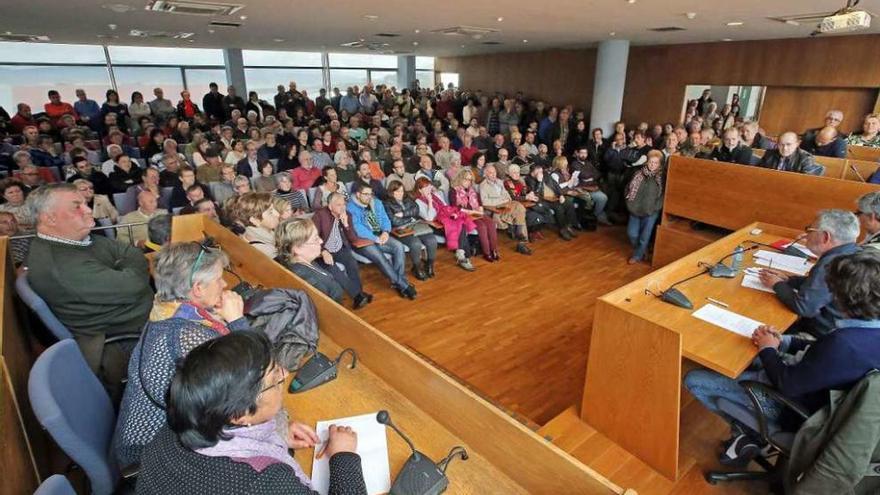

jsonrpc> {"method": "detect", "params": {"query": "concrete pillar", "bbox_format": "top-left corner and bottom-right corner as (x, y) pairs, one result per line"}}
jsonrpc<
(589, 40), (630, 135)
(223, 48), (247, 96)
(397, 55), (416, 91)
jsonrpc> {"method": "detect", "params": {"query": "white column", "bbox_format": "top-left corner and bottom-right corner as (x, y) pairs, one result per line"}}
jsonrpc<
(589, 40), (630, 135)
(223, 48), (247, 96)
(397, 55), (416, 91)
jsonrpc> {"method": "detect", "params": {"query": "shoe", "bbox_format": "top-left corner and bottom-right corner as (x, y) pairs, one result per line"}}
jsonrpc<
(567, 227), (579, 237)
(718, 434), (764, 468)
(353, 293), (371, 309)
(516, 242), (533, 255)
(597, 216), (613, 226)
(560, 229), (573, 241)
(412, 266), (428, 281)
(627, 257), (640, 265)
(425, 261), (435, 278)
(400, 285), (417, 300)
(492, 250), (500, 261)
(483, 254), (495, 263)
(457, 257), (476, 272)
(363, 292), (374, 303)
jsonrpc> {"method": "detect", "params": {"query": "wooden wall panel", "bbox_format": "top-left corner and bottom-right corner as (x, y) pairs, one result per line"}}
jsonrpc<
(438, 34), (880, 134)
(759, 86), (878, 136)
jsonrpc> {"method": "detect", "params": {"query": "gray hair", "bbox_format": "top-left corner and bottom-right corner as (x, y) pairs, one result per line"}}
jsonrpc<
(148, 214), (172, 246)
(27, 183), (78, 224)
(815, 209), (860, 244)
(274, 173), (291, 186)
(233, 175), (251, 187)
(857, 192), (880, 218)
(12, 150), (31, 165)
(154, 242), (229, 301)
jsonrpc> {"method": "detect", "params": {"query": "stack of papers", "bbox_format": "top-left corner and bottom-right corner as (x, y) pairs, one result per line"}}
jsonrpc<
(753, 250), (814, 276)
(741, 270), (775, 293)
(692, 304), (763, 338)
(311, 412), (391, 495)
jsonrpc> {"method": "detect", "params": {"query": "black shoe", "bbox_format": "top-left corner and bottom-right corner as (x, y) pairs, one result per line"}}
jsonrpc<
(516, 242), (532, 255)
(412, 266), (428, 281)
(400, 285), (417, 300)
(560, 229), (573, 241)
(567, 227), (579, 237)
(353, 293), (371, 309)
(425, 261), (435, 278)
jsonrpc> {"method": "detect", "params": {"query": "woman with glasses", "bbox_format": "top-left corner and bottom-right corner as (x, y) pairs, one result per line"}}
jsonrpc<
(137, 331), (366, 495)
(112, 242), (251, 470)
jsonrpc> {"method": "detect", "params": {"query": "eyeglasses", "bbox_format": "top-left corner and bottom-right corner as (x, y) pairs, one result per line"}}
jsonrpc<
(804, 226), (822, 234)
(189, 238), (219, 285)
(259, 365), (286, 394)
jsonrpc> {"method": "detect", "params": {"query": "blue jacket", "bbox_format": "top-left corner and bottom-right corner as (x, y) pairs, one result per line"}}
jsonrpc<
(772, 243), (860, 337)
(759, 318), (880, 416)
(346, 198), (391, 242)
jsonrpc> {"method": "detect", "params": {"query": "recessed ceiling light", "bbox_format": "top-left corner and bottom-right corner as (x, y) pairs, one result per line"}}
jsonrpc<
(414, 29), (420, 34)
(785, 19), (800, 26)
(497, 16), (504, 22)
(460, 44), (466, 48)
(522, 39), (528, 43)
(726, 21), (744, 26)
(721, 38), (733, 42)
(207, 29), (215, 33)
(273, 38), (284, 42)
(102, 3), (135, 13)
(609, 31), (616, 36)
(412, 41), (419, 46)
(239, 15), (247, 20)
(363, 14), (379, 20)
(108, 23), (117, 30)
(685, 12), (697, 20)
(626, 0), (636, 4)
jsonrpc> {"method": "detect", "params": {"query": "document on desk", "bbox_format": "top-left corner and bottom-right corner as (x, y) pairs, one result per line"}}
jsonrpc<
(741, 271), (775, 293)
(311, 412), (391, 495)
(692, 304), (763, 338)
(753, 250), (814, 276)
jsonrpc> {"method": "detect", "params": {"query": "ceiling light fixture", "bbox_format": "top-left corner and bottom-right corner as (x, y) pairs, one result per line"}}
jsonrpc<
(460, 44), (466, 48)
(207, 29), (215, 33)
(363, 14), (379, 20)
(497, 16), (504, 22)
(414, 29), (420, 34)
(685, 12), (697, 20)
(784, 19), (800, 26)
(108, 24), (117, 30)
(721, 38), (733, 42)
(239, 15), (247, 20)
(627, 0), (636, 4)
(609, 31), (616, 36)
(102, 3), (135, 13)
(412, 41), (419, 46)
(726, 21), (744, 26)
(273, 38), (284, 42)
(522, 39), (528, 43)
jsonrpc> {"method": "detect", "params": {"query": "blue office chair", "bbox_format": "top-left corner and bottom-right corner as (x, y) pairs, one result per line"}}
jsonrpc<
(28, 340), (120, 495)
(15, 272), (73, 341)
(34, 475), (76, 495)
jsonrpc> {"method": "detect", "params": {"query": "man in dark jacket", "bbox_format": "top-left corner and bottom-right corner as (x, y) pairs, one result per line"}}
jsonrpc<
(711, 128), (753, 165)
(758, 132), (824, 175)
(201, 82), (225, 122)
(525, 163), (578, 240)
(67, 156), (112, 196)
(800, 126), (847, 158)
(222, 85), (246, 119)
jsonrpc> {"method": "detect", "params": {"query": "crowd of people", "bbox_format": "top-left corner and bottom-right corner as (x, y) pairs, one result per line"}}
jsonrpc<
(6, 79), (880, 492)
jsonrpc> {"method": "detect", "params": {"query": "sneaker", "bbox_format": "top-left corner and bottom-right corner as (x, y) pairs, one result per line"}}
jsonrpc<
(597, 216), (613, 226)
(567, 227), (579, 237)
(560, 229), (573, 241)
(457, 257), (476, 272)
(516, 242), (533, 255)
(353, 293), (371, 309)
(719, 434), (763, 467)
(401, 285), (417, 300)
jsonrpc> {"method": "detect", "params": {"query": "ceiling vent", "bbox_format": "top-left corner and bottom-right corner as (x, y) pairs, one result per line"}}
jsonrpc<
(0, 33), (50, 42)
(208, 21), (241, 28)
(374, 33), (401, 38)
(431, 25), (500, 40)
(767, 8), (876, 26)
(648, 26), (686, 32)
(129, 29), (195, 39)
(481, 41), (503, 45)
(145, 0), (244, 16)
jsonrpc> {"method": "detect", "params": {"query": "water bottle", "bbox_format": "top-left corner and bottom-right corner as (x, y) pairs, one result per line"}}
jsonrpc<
(732, 245), (745, 271)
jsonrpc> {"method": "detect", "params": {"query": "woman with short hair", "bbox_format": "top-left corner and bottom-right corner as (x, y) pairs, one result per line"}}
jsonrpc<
(112, 242), (250, 469)
(0, 179), (34, 230)
(136, 331), (367, 494)
(414, 177), (476, 271)
(273, 174), (308, 215)
(383, 180), (438, 279)
(847, 113), (880, 148)
(225, 192), (281, 258)
(312, 166), (349, 209)
(254, 160), (277, 193)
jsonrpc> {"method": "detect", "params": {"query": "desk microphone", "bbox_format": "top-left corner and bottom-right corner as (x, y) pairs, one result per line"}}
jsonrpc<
(376, 410), (468, 495)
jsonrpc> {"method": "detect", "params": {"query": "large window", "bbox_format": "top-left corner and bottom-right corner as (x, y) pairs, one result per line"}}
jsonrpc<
(370, 70), (398, 88)
(329, 69), (368, 91)
(0, 42), (105, 64)
(244, 68), (324, 101)
(107, 46), (224, 66)
(184, 69), (229, 95)
(0, 65), (111, 111)
(416, 56), (435, 89)
(328, 53), (397, 69)
(114, 67), (185, 104)
(242, 50), (322, 67)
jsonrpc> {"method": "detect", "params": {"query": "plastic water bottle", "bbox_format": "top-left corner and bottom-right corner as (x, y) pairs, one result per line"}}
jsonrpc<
(732, 245), (745, 271)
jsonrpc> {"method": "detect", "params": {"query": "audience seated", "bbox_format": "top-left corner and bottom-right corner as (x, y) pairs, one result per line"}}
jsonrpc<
(136, 331), (367, 494)
(414, 177), (476, 272)
(276, 218), (355, 305)
(800, 126), (846, 158)
(710, 128), (752, 165)
(0, 178), (35, 231)
(856, 192), (880, 250)
(312, 166), (349, 209)
(254, 160), (278, 192)
(226, 192), (281, 258)
(757, 132), (824, 176)
(73, 178), (118, 224)
(383, 180), (438, 279)
(311, 193), (372, 307)
(846, 113), (880, 148)
(291, 150), (322, 191)
(274, 174), (309, 215)
(117, 190), (168, 247)
(525, 163), (579, 242)
(113, 241), (248, 469)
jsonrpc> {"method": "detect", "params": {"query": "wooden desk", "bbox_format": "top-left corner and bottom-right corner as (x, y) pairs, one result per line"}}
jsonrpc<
(582, 223), (800, 481)
(848, 144), (880, 162)
(171, 214), (625, 495)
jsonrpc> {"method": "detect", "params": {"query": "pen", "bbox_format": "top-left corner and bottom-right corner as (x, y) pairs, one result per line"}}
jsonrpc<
(706, 297), (729, 308)
(315, 441), (328, 459)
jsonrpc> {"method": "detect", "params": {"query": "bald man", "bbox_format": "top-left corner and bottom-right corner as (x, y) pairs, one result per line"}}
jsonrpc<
(117, 190), (169, 247)
(800, 125), (847, 158)
(758, 132), (824, 176)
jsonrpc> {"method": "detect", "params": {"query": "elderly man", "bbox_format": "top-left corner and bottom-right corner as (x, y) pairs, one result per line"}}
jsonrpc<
(804, 109), (845, 142)
(74, 89), (101, 130)
(759, 209), (860, 337)
(26, 183), (153, 395)
(856, 191), (880, 250)
(210, 164), (237, 206)
(710, 128), (753, 165)
(291, 150), (321, 190)
(757, 132), (824, 175)
(414, 154), (449, 195)
(800, 126), (847, 158)
(434, 136), (461, 172)
(117, 190), (168, 247)
(236, 141), (260, 178)
(741, 121), (776, 151)
(10, 103), (35, 133)
(148, 87), (176, 123)
(311, 139), (333, 169)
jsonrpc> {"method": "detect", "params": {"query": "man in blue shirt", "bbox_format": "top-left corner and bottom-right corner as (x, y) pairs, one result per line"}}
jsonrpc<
(347, 183), (416, 300)
(339, 88), (360, 116)
(74, 88), (102, 133)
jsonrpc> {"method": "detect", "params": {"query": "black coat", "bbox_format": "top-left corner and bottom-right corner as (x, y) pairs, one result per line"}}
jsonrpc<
(108, 165), (143, 194)
(710, 144), (753, 165)
(382, 197), (420, 228)
(202, 91), (225, 121)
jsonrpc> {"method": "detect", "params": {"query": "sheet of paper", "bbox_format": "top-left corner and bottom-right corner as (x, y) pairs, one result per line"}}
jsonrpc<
(753, 250), (814, 276)
(692, 304), (764, 338)
(311, 412), (391, 495)
(741, 272), (775, 293)
(785, 242), (817, 259)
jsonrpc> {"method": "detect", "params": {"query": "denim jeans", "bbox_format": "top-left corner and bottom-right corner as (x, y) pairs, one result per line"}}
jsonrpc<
(356, 237), (410, 289)
(684, 368), (784, 435)
(589, 190), (609, 221)
(626, 212), (659, 260)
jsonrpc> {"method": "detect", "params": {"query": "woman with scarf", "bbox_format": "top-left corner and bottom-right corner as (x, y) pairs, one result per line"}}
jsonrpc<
(624, 149), (664, 264)
(136, 331), (367, 495)
(112, 242), (251, 469)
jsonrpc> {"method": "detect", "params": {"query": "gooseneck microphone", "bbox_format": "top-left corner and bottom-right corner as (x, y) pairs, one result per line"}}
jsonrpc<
(376, 410), (468, 495)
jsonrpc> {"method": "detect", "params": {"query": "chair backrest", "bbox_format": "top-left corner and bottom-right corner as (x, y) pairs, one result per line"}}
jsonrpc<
(158, 186), (174, 210)
(96, 217), (116, 240)
(34, 475), (76, 495)
(15, 272), (73, 341)
(113, 192), (138, 216)
(29, 340), (118, 495)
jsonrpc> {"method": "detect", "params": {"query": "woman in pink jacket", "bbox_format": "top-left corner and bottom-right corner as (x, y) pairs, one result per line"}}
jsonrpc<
(414, 177), (476, 272)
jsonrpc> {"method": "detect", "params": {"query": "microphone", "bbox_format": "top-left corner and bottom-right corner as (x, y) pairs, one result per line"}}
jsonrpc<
(376, 410), (468, 495)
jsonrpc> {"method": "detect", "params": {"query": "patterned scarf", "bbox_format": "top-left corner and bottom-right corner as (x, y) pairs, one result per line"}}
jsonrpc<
(625, 167), (662, 202)
(453, 186), (479, 209)
(149, 299), (230, 336)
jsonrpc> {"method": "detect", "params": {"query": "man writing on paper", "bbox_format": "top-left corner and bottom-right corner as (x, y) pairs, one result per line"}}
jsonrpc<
(685, 251), (880, 469)
(759, 209), (860, 338)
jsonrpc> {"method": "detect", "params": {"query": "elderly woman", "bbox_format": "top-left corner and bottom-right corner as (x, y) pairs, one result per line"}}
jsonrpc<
(847, 113), (880, 148)
(504, 163), (551, 240)
(274, 174), (309, 215)
(226, 192), (281, 258)
(414, 177), (476, 271)
(478, 163), (532, 253)
(449, 169), (501, 261)
(112, 242), (250, 469)
(551, 155), (595, 229)
(625, 150), (665, 264)
(383, 180), (437, 280)
(136, 331), (367, 494)
(276, 218), (370, 310)
(73, 178), (118, 224)
(0, 179), (35, 231)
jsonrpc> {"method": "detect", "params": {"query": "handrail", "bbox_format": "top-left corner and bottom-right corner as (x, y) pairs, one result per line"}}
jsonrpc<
(10, 220), (150, 247)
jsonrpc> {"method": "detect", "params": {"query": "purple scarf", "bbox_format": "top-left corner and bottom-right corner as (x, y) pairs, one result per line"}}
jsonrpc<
(197, 412), (311, 487)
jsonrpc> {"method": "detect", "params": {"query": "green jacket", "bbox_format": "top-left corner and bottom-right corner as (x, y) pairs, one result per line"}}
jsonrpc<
(26, 235), (153, 338)
(786, 371), (880, 494)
